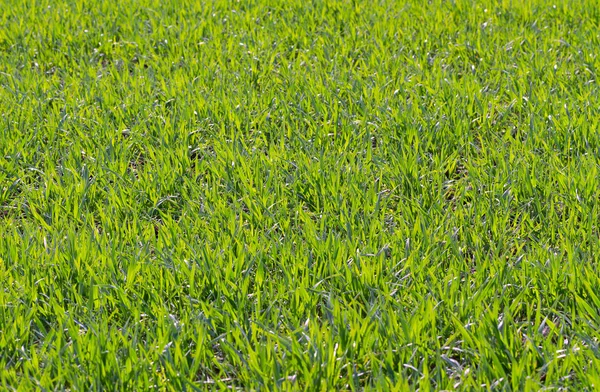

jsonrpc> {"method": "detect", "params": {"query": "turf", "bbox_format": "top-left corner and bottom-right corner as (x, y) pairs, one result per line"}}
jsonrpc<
(1, 0), (600, 390)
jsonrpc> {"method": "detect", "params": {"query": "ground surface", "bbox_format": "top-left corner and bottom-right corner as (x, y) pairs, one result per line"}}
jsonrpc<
(1, 0), (600, 390)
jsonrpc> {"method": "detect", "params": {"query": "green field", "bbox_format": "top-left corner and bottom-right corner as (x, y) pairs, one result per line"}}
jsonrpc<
(1, 0), (600, 390)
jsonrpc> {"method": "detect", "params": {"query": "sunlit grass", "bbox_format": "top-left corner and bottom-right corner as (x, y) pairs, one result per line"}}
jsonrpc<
(1, 0), (600, 389)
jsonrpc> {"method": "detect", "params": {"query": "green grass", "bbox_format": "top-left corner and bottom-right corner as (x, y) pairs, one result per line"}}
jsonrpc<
(1, 0), (600, 389)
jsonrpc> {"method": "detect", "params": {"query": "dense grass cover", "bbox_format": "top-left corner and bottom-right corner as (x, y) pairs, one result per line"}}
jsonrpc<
(1, 0), (600, 389)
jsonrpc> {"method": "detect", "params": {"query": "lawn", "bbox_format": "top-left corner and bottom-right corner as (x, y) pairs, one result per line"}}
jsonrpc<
(1, 0), (600, 390)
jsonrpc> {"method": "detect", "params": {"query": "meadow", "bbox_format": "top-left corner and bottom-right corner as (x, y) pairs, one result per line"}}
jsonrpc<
(1, 0), (600, 389)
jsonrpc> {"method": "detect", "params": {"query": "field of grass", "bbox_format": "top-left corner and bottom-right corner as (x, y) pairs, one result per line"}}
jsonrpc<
(1, 0), (600, 389)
